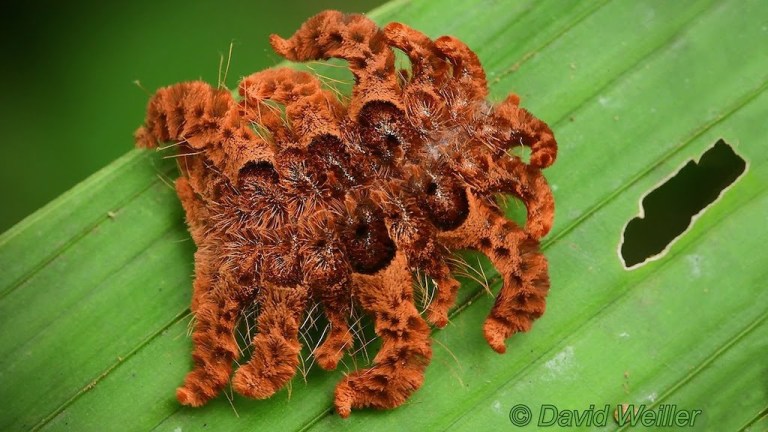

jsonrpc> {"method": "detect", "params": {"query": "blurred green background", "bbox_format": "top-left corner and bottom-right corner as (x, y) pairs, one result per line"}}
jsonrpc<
(0, 0), (382, 232)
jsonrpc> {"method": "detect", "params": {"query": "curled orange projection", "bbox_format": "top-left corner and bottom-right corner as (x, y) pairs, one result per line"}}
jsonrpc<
(135, 10), (557, 417)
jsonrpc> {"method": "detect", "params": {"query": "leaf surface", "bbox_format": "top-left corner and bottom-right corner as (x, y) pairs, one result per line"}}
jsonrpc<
(1, 0), (766, 430)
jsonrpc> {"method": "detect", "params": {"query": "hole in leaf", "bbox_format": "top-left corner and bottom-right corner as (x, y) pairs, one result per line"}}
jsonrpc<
(620, 139), (746, 269)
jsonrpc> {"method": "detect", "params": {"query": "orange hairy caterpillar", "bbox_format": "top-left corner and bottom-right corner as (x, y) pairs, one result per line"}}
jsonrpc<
(135, 10), (557, 417)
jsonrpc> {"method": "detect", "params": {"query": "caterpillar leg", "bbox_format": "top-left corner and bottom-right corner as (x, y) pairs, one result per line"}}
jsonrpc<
(269, 10), (401, 117)
(232, 283), (308, 399)
(478, 215), (548, 353)
(313, 280), (355, 371)
(239, 67), (344, 148)
(176, 287), (241, 406)
(492, 95), (558, 169)
(487, 155), (555, 239)
(383, 22), (452, 133)
(135, 81), (274, 190)
(424, 261), (461, 328)
(439, 192), (549, 353)
(334, 252), (432, 417)
(434, 35), (488, 100)
(175, 176), (216, 313)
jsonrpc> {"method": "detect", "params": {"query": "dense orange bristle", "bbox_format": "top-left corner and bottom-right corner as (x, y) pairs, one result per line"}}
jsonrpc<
(135, 9), (557, 417)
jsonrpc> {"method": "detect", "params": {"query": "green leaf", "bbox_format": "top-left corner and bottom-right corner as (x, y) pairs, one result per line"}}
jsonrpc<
(2, 0), (766, 430)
